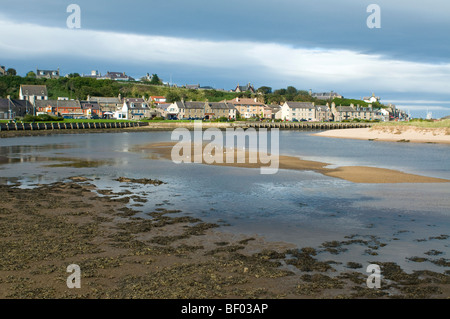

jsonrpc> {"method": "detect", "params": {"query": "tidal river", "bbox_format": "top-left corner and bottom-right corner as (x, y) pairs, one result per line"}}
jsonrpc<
(1, 130), (449, 274)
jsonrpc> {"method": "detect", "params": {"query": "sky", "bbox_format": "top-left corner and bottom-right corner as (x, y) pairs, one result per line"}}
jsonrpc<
(1, 0), (450, 118)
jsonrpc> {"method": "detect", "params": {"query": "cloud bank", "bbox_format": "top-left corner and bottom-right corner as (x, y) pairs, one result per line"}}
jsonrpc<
(1, 17), (450, 96)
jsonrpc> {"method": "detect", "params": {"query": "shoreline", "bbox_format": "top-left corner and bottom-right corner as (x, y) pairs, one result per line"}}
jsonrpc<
(314, 126), (450, 144)
(0, 178), (448, 299)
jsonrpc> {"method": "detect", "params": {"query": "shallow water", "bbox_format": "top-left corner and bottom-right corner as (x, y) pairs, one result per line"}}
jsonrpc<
(0, 130), (449, 274)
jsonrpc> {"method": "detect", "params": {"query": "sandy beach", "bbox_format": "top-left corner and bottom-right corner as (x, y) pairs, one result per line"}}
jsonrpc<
(314, 126), (450, 144)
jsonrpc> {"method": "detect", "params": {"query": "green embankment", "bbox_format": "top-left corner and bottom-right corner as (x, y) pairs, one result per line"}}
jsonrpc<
(373, 119), (450, 128)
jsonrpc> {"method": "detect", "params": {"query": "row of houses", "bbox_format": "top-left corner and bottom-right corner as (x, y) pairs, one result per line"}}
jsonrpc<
(1, 84), (395, 121)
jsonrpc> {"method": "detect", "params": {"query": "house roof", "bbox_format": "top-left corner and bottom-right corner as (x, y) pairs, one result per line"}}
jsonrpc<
(124, 98), (146, 103)
(227, 98), (264, 106)
(0, 98), (31, 112)
(285, 102), (314, 109)
(235, 83), (255, 92)
(207, 102), (235, 110)
(156, 103), (172, 111)
(89, 96), (122, 104)
(182, 101), (205, 109)
(35, 100), (81, 108)
(20, 85), (48, 96)
(336, 105), (355, 112)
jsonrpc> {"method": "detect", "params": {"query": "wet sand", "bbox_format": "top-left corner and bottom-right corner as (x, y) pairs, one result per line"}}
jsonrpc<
(0, 179), (448, 299)
(133, 142), (450, 184)
(314, 126), (450, 144)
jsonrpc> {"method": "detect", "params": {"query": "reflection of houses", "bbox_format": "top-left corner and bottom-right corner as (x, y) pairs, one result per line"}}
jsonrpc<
(36, 68), (60, 79)
(226, 97), (265, 119)
(19, 85), (48, 103)
(35, 100), (83, 118)
(0, 98), (31, 119)
(281, 102), (317, 121)
(231, 83), (256, 93)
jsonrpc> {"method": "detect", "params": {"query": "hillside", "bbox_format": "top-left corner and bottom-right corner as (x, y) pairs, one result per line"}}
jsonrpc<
(0, 75), (384, 107)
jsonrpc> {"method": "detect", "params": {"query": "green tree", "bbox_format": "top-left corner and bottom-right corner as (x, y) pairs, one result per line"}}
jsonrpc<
(68, 73), (81, 78)
(150, 74), (162, 85)
(257, 86), (272, 94)
(26, 71), (36, 78)
(166, 91), (181, 103)
(286, 86), (297, 95)
(6, 68), (17, 76)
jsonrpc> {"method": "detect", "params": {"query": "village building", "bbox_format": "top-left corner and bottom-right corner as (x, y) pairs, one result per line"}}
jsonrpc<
(158, 103), (180, 120)
(315, 104), (332, 122)
(0, 98), (31, 119)
(226, 97), (265, 119)
(115, 98), (152, 120)
(310, 91), (343, 100)
(330, 102), (383, 121)
(35, 99), (83, 118)
(149, 96), (167, 105)
(98, 71), (134, 81)
(36, 68), (60, 79)
(19, 85), (48, 103)
(231, 83), (256, 93)
(0, 65), (6, 76)
(204, 102), (236, 120)
(82, 70), (101, 79)
(87, 95), (123, 113)
(362, 93), (380, 104)
(281, 102), (317, 121)
(80, 100), (102, 118)
(162, 101), (236, 120)
(267, 105), (282, 120)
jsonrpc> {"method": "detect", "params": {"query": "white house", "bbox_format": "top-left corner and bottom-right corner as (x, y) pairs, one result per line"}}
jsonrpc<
(363, 93), (380, 104)
(281, 101), (316, 121)
(19, 85), (48, 103)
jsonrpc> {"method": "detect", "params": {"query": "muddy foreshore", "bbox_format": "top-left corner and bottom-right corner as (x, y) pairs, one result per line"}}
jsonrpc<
(0, 178), (449, 299)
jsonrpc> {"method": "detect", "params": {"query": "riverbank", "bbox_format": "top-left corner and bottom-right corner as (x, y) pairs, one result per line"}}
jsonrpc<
(314, 126), (450, 144)
(0, 179), (448, 299)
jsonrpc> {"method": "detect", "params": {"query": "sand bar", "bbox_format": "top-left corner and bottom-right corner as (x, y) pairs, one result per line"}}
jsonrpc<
(133, 142), (449, 184)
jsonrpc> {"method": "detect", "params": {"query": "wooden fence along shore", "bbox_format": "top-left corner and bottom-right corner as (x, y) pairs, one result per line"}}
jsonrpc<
(0, 121), (373, 132)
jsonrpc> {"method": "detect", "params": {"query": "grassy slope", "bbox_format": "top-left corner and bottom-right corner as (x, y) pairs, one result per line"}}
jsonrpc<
(373, 119), (450, 128)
